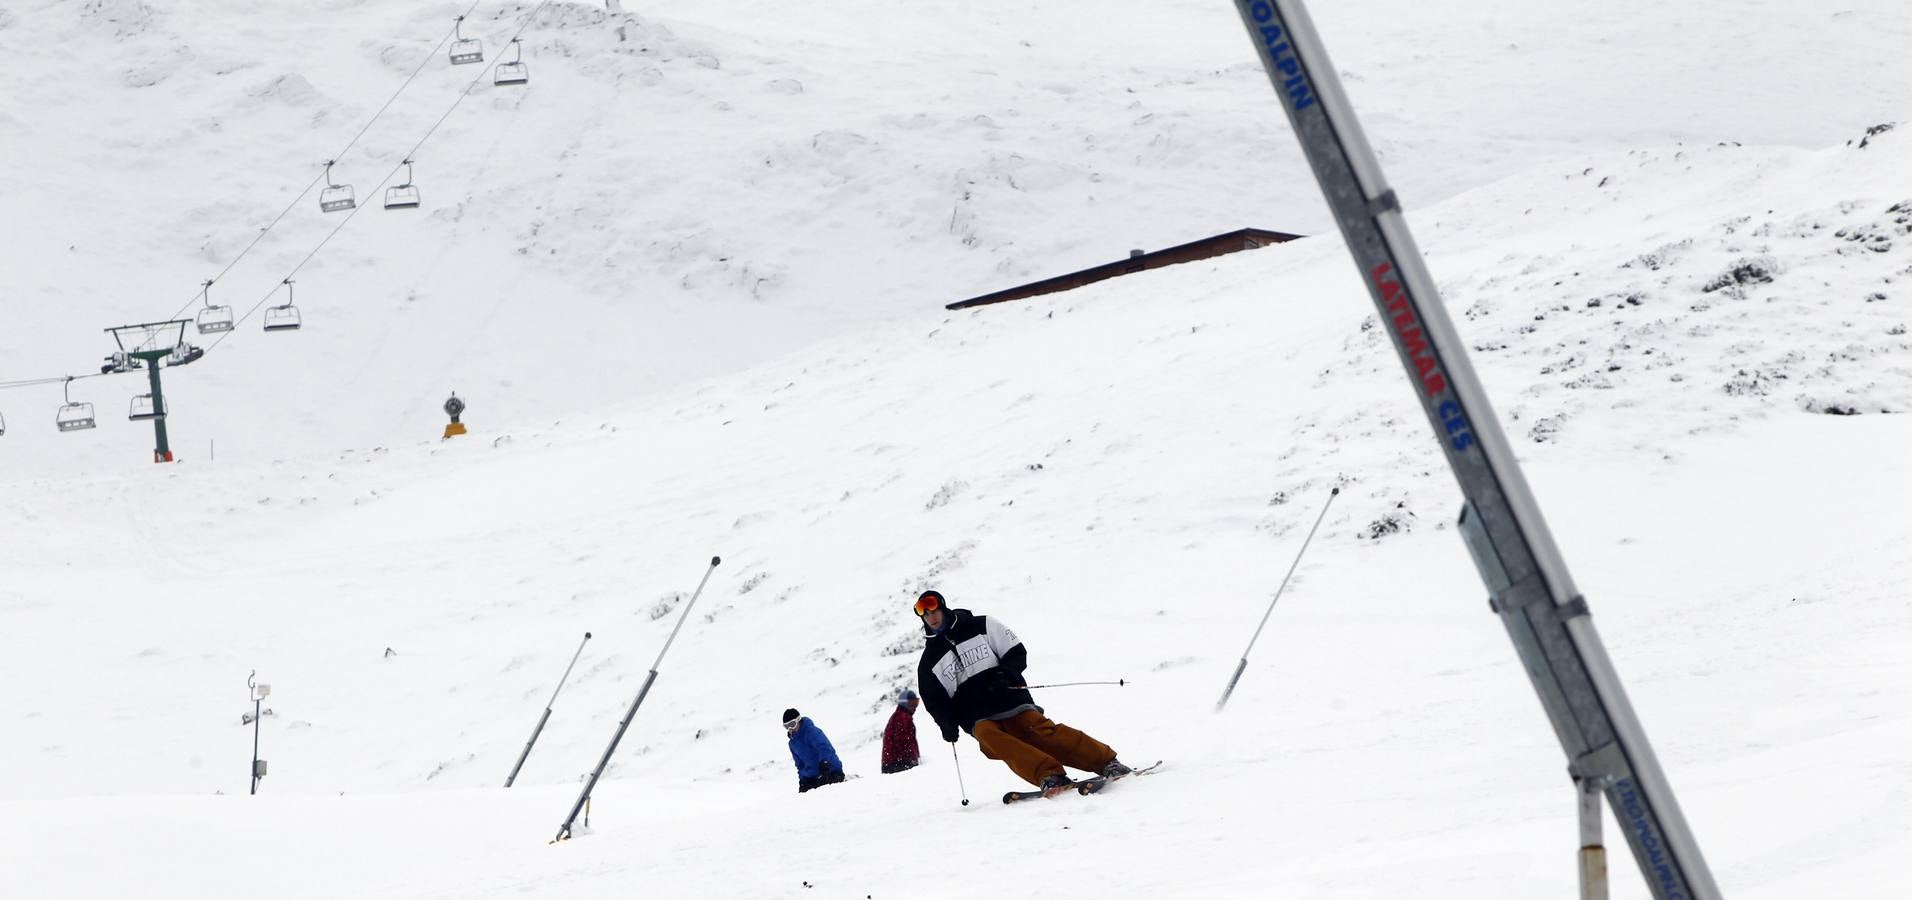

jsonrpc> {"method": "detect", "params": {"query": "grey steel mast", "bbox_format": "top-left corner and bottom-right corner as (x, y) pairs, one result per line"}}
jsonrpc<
(1224, 3), (1720, 897)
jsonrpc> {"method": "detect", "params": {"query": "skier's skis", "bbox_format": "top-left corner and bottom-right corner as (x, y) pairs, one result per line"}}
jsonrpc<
(1000, 784), (1067, 805)
(1000, 761), (1163, 804)
(1076, 759), (1164, 795)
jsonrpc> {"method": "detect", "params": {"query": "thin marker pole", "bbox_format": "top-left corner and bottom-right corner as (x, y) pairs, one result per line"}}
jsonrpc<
(1216, 486), (1338, 712)
(504, 631), (593, 787)
(554, 556), (720, 842)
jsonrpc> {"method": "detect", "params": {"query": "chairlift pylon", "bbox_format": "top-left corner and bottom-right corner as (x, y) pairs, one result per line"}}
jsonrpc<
(195, 279), (235, 334)
(265, 278), (303, 332)
(55, 377), (96, 432)
(385, 159), (421, 210)
(129, 392), (165, 421)
(449, 15), (483, 65)
(319, 159), (356, 213)
(494, 37), (528, 86)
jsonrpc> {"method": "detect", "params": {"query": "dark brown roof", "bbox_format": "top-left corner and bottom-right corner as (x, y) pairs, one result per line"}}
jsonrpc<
(946, 228), (1303, 310)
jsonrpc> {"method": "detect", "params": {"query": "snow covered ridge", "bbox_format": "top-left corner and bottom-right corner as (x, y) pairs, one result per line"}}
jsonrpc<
(10, 0), (1911, 482)
(1380, 128), (1912, 433)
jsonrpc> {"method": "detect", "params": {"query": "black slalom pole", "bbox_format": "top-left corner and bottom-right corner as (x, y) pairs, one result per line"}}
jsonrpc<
(951, 742), (970, 807)
(505, 631), (593, 787)
(1216, 486), (1337, 713)
(554, 556), (720, 842)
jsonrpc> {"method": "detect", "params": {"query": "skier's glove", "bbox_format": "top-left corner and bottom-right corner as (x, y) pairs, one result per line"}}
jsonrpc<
(941, 724), (959, 743)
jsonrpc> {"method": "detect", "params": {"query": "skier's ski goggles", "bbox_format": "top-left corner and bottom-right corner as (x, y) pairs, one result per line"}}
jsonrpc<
(913, 592), (944, 617)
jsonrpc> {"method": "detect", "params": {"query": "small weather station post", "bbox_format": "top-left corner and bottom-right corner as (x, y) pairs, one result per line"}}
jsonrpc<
(247, 671), (271, 795)
(103, 319), (198, 463)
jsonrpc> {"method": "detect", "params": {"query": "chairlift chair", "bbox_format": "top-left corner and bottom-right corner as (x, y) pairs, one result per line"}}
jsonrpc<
(494, 38), (528, 86)
(129, 393), (165, 421)
(449, 16), (483, 65)
(195, 279), (234, 334)
(264, 278), (303, 332)
(55, 379), (96, 432)
(385, 159), (421, 210)
(263, 305), (303, 332)
(57, 404), (96, 432)
(319, 160), (356, 213)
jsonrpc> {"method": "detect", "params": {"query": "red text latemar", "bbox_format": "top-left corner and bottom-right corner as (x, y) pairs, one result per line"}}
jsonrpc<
(1369, 262), (1477, 452)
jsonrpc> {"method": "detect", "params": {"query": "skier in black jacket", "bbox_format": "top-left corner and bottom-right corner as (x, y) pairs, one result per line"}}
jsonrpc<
(913, 589), (1132, 797)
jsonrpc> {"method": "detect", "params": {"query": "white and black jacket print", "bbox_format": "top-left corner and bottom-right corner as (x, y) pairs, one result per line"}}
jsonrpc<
(917, 607), (1039, 741)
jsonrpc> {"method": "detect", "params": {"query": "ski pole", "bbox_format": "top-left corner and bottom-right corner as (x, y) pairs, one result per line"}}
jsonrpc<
(554, 556), (721, 842)
(951, 742), (970, 807)
(505, 631), (592, 787)
(1216, 485), (1338, 713)
(1014, 679), (1126, 690)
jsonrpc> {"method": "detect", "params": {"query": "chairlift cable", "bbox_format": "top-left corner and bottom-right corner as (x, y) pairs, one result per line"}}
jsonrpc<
(0, 372), (113, 391)
(327, 1), (482, 167)
(160, 169), (328, 323)
(398, 1), (553, 162)
(7, 7), (505, 395)
(203, 0), (555, 354)
(158, 2), (483, 326)
(205, 198), (375, 350)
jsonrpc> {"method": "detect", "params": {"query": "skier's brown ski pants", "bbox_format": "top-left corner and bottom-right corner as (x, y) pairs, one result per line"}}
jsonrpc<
(971, 709), (1116, 786)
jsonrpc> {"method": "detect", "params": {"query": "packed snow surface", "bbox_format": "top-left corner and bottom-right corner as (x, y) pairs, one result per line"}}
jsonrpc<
(3, 1), (1911, 897)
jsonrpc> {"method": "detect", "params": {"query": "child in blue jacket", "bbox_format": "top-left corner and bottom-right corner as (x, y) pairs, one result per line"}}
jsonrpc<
(783, 708), (846, 792)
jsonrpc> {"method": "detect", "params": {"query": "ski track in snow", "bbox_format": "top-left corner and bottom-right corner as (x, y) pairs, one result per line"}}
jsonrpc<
(3, 2), (1912, 898)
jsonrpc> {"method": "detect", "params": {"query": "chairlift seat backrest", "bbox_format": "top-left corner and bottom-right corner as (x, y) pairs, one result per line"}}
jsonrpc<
(320, 184), (356, 213)
(494, 62), (528, 86)
(264, 305), (302, 332)
(385, 184), (421, 210)
(450, 39), (483, 65)
(56, 402), (96, 432)
(196, 305), (235, 334)
(129, 394), (165, 421)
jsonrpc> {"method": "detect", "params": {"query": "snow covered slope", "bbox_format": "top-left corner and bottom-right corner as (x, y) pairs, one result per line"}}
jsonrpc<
(3, 1), (1912, 898)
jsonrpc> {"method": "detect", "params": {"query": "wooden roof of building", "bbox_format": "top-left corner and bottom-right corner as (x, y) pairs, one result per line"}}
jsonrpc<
(946, 227), (1303, 310)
